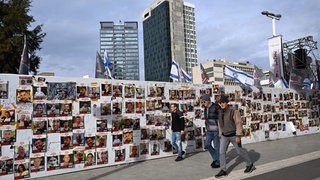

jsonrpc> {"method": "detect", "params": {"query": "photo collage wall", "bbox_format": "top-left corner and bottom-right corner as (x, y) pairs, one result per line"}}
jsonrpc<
(0, 74), (319, 179)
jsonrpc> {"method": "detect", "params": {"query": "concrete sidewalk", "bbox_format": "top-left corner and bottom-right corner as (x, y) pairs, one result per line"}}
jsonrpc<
(35, 133), (320, 180)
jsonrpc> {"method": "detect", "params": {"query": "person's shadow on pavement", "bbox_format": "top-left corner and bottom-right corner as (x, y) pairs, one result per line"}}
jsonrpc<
(226, 148), (260, 173)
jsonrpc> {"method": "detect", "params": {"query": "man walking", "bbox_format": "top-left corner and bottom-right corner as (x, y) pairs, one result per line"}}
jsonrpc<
(202, 94), (220, 168)
(170, 103), (185, 161)
(215, 95), (255, 178)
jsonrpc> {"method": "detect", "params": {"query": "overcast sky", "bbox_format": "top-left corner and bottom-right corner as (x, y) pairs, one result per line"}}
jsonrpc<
(30, 0), (320, 79)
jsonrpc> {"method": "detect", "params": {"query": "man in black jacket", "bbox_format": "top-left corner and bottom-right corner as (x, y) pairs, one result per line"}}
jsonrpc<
(203, 94), (220, 168)
(170, 103), (185, 161)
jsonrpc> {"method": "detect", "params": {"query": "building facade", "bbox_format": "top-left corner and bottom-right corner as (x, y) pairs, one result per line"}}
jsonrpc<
(192, 59), (255, 85)
(99, 21), (139, 80)
(142, 0), (197, 82)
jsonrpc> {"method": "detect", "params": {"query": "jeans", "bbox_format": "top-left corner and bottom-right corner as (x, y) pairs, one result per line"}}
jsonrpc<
(219, 135), (252, 171)
(205, 131), (220, 165)
(171, 131), (183, 157)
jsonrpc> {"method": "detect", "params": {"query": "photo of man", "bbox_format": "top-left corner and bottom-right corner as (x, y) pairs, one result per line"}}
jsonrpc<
(60, 103), (72, 116)
(97, 150), (108, 165)
(2, 130), (15, 145)
(48, 119), (60, 133)
(85, 152), (95, 166)
(77, 86), (88, 98)
(32, 138), (46, 153)
(16, 89), (31, 104)
(85, 136), (95, 149)
(15, 145), (29, 160)
(61, 136), (72, 150)
(73, 132), (84, 146)
(31, 157), (44, 172)
(73, 116), (84, 129)
(60, 153), (73, 168)
(33, 120), (47, 134)
(60, 120), (72, 133)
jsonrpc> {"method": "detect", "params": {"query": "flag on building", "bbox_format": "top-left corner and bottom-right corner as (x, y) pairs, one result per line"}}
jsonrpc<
(224, 65), (254, 87)
(180, 67), (191, 83)
(170, 60), (179, 81)
(104, 50), (114, 79)
(200, 63), (209, 84)
(95, 51), (106, 78)
(18, 35), (29, 75)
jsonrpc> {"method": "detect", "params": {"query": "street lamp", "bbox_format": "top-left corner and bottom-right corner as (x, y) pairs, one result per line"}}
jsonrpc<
(261, 11), (281, 36)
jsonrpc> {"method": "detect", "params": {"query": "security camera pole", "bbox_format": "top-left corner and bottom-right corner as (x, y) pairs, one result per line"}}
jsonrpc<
(261, 11), (281, 37)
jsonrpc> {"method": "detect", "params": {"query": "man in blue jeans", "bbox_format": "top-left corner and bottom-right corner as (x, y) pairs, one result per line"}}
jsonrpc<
(202, 94), (220, 168)
(170, 103), (185, 161)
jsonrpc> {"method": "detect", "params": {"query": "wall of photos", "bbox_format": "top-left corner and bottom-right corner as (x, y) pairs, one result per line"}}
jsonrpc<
(0, 74), (319, 179)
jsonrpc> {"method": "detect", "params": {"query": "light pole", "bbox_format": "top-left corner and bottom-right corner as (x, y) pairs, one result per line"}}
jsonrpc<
(261, 11), (281, 36)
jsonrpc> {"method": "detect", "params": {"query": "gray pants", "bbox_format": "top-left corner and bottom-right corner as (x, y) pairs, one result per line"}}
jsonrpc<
(220, 135), (252, 171)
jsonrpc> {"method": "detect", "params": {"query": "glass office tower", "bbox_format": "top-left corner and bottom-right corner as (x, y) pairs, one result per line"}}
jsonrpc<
(100, 21), (139, 80)
(143, 0), (197, 82)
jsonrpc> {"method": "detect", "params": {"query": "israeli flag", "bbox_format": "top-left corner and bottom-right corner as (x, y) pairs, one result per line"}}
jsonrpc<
(104, 50), (114, 79)
(274, 77), (289, 89)
(180, 68), (191, 82)
(281, 77), (289, 88)
(302, 78), (311, 89)
(170, 60), (179, 81)
(224, 65), (254, 87)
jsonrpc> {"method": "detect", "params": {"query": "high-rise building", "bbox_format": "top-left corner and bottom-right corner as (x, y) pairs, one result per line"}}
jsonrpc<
(142, 0), (197, 82)
(99, 21), (139, 80)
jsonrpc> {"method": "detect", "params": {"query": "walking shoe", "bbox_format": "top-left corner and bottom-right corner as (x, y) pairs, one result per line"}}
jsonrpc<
(175, 156), (183, 161)
(210, 161), (216, 167)
(215, 170), (227, 178)
(211, 163), (220, 168)
(181, 151), (185, 156)
(244, 164), (256, 173)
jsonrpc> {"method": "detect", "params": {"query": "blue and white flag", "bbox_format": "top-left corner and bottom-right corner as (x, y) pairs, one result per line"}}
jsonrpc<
(170, 60), (179, 81)
(180, 68), (191, 83)
(302, 78), (311, 89)
(224, 65), (254, 87)
(274, 77), (289, 88)
(104, 50), (114, 79)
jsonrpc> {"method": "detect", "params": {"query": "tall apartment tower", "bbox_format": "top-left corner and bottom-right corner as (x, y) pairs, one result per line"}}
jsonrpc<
(99, 21), (139, 80)
(142, 0), (197, 82)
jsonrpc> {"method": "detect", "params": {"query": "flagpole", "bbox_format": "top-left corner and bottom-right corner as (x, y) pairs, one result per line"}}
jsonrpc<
(18, 35), (29, 75)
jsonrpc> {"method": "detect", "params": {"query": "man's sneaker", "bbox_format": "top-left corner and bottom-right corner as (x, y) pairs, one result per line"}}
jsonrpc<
(175, 156), (183, 161)
(244, 164), (256, 173)
(181, 151), (185, 156)
(210, 161), (216, 167)
(211, 163), (220, 168)
(215, 170), (227, 178)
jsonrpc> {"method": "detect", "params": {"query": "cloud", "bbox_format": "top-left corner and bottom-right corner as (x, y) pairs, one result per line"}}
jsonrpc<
(30, 0), (320, 78)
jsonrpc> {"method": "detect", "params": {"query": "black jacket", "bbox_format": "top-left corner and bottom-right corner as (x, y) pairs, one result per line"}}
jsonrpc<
(171, 110), (185, 132)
